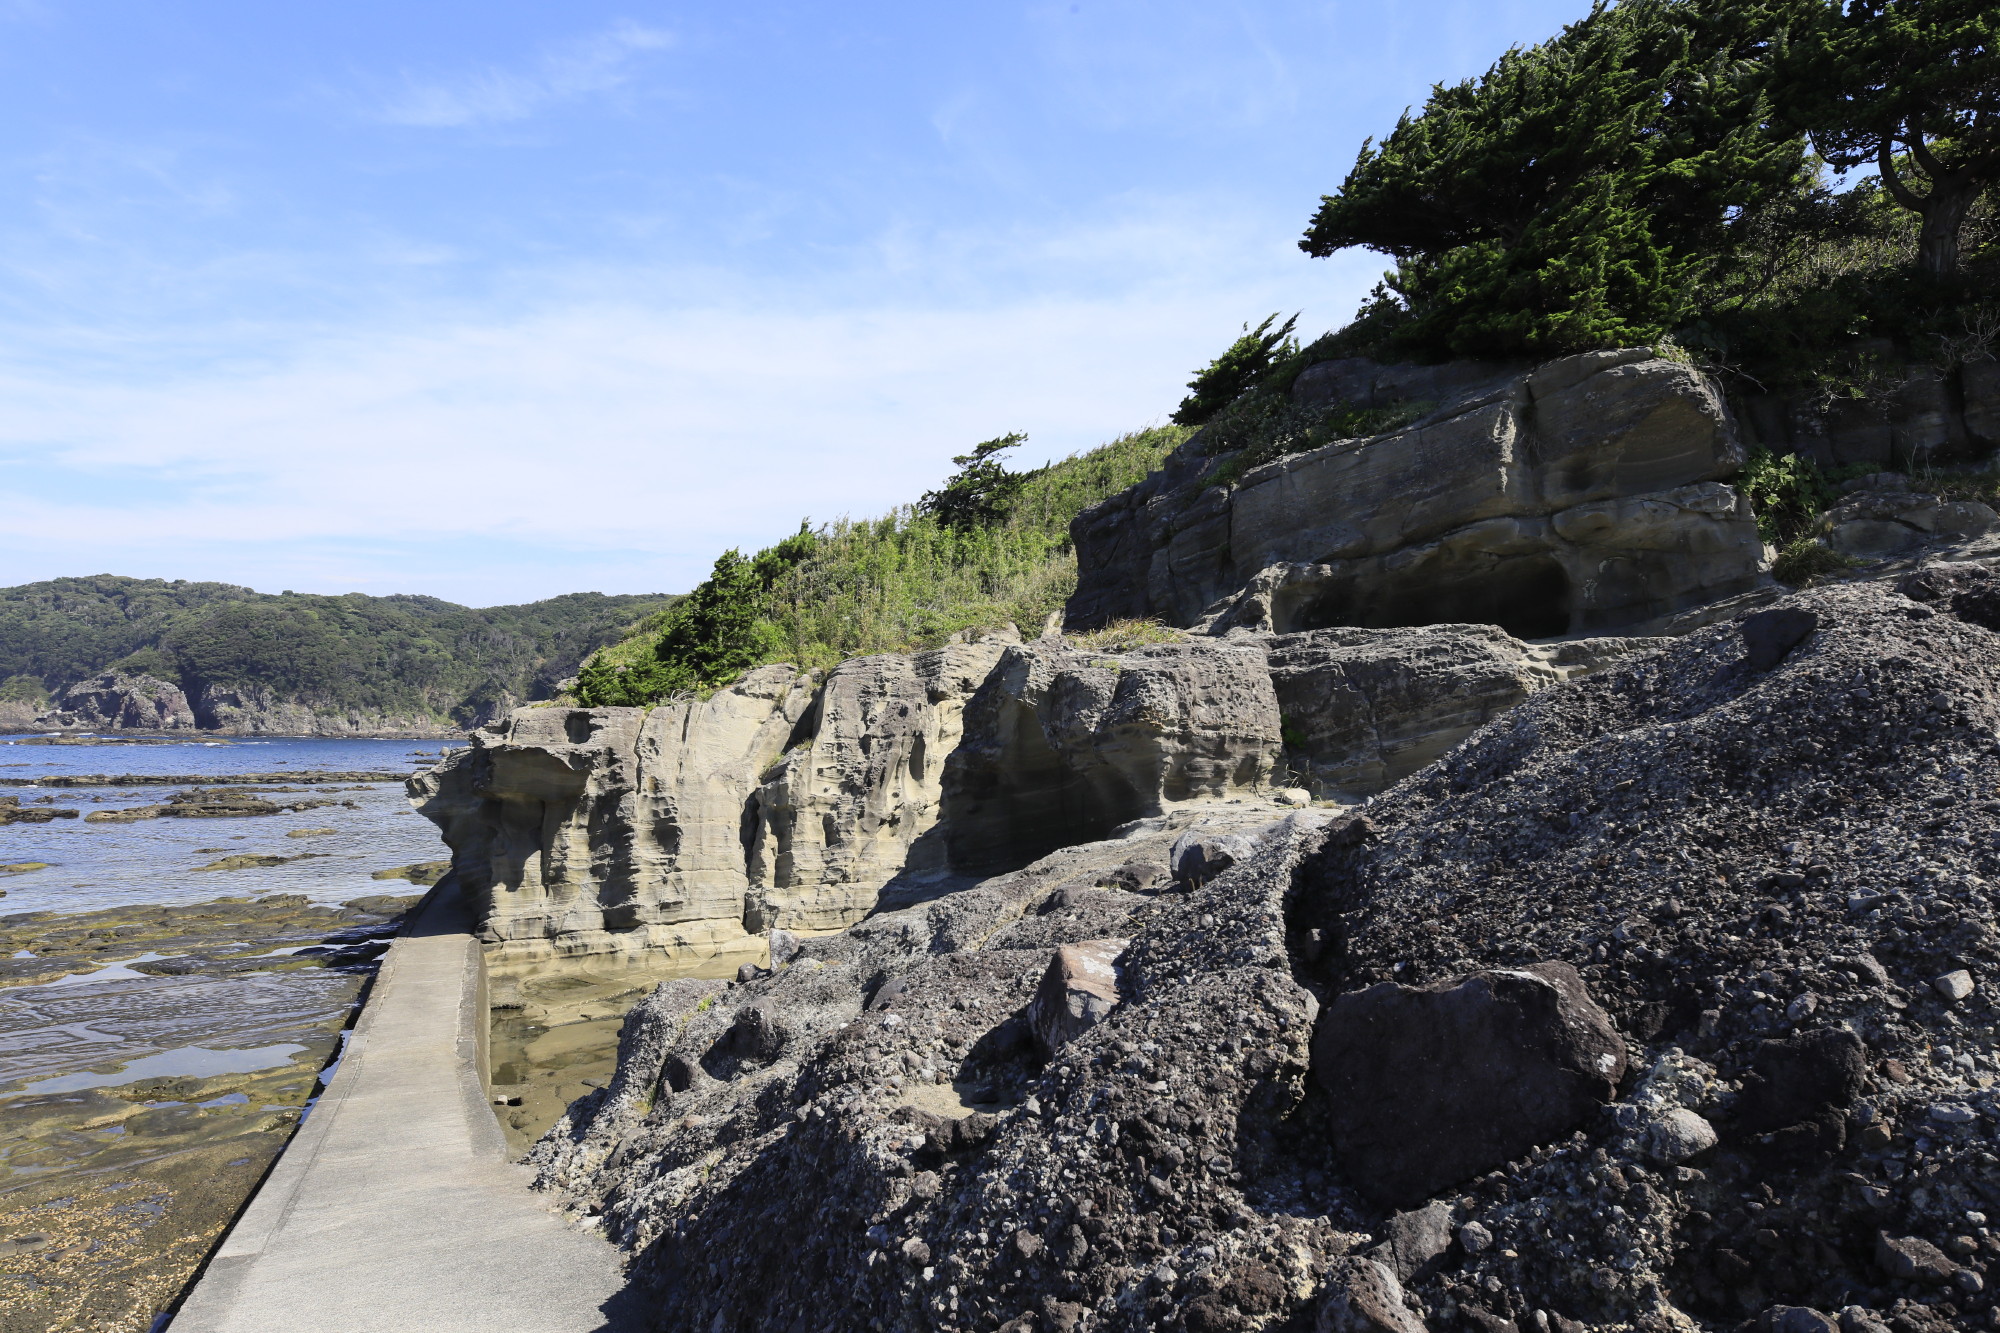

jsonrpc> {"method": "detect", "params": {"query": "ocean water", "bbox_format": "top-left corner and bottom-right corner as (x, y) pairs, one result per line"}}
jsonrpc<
(0, 735), (460, 916)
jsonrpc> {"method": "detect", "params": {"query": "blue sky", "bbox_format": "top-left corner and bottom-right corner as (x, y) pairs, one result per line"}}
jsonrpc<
(0, 0), (1595, 605)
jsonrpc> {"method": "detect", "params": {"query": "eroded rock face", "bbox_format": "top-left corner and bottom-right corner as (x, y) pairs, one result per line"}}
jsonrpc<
(1309, 962), (1627, 1207)
(411, 666), (817, 965)
(1264, 624), (1663, 797)
(745, 645), (1007, 932)
(38, 671), (195, 730)
(939, 638), (1283, 875)
(414, 635), (1291, 963)
(1067, 349), (1766, 639)
(1822, 481), (1998, 559)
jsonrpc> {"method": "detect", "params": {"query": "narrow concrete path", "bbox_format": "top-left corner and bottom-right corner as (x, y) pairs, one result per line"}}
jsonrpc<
(172, 885), (639, 1333)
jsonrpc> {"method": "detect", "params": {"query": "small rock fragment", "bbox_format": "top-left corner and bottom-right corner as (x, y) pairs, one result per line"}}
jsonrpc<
(1368, 1202), (1453, 1281)
(1314, 1256), (1425, 1333)
(768, 928), (802, 967)
(1933, 969), (1974, 1002)
(1873, 1232), (1955, 1284)
(1645, 1108), (1718, 1164)
(1028, 938), (1128, 1056)
(1457, 1220), (1493, 1254)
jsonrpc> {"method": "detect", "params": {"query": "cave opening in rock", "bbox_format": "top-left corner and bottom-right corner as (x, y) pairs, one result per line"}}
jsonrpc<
(940, 703), (1152, 877)
(1281, 557), (1573, 640)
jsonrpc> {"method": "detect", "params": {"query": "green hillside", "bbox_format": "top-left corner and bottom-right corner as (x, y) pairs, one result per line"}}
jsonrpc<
(575, 426), (1188, 705)
(0, 576), (673, 728)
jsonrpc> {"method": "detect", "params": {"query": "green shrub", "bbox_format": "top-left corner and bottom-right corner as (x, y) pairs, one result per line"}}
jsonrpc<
(1772, 537), (1861, 586)
(1172, 315), (1299, 426)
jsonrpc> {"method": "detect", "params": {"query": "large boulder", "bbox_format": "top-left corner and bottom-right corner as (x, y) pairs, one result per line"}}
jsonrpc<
(1067, 350), (1766, 639)
(1310, 962), (1627, 1207)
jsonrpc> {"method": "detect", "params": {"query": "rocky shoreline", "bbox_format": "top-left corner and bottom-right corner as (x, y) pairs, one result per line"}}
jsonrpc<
(0, 893), (418, 1331)
(390, 348), (2000, 1332)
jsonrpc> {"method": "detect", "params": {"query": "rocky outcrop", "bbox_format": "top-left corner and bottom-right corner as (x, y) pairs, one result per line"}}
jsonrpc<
(36, 671), (196, 730)
(189, 682), (457, 737)
(415, 639), (1241, 965)
(1067, 349), (1768, 639)
(940, 638), (1283, 874)
(1821, 476), (1999, 560)
(417, 622), (1662, 959)
(530, 578), (2000, 1332)
(19, 673), (464, 738)
(1264, 624), (1662, 797)
(1735, 347), (2000, 466)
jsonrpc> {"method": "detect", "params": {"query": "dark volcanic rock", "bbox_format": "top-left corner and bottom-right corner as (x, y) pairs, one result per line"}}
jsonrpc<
(1311, 962), (1625, 1205)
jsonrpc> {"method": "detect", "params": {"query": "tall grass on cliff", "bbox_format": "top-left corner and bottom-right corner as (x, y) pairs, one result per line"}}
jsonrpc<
(574, 425), (1187, 706)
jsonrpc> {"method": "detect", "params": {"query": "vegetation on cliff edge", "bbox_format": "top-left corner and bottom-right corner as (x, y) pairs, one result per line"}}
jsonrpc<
(574, 427), (1188, 706)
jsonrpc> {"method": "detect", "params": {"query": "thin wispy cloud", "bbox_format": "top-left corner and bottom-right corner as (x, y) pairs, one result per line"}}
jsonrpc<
(373, 21), (672, 128)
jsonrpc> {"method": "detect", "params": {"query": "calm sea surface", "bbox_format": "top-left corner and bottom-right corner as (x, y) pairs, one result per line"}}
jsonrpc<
(0, 735), (459, 916)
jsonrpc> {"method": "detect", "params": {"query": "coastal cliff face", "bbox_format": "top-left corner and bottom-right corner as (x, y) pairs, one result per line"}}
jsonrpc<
(27, 670), (473, 738)
(1066, 349), (1767, 639)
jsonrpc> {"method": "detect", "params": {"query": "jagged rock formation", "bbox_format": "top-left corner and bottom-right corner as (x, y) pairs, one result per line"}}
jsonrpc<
(1821, 478), (2000, 561)
(1263, 625), (1663, 797)
(412, 642), (1054, 965)
(940, 638), (1283, 875)
(1066, 349), (1768, 639)
(36, 670), (197, 730)
(531, 577), (2000, 1333)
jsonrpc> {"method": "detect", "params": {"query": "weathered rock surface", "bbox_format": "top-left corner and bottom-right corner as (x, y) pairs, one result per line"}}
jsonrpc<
(1310, 961), (1627, 1207)
(1822, 480), (1999, 560)
(1264, 624), (1662, 796)
(418, 636), (1292, 962)
(529, 578), (2000, 1332)
(1028, 937), (1129, 1056)
(35, 670), (196, 730)
(1067, 349), (1767, 639)
(941, 638), (1283, 874)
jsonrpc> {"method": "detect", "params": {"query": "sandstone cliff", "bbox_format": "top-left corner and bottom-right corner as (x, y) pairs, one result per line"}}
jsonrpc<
(1066, 349), (1768, 639)
(416, 621), (1662, 964)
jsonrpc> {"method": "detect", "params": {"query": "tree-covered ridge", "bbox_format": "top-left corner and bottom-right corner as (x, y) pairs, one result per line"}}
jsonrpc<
(574, 426), (1187, 706)
(0, 575), (673, 727)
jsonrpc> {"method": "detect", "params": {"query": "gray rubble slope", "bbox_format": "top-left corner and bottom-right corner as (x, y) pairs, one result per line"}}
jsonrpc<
(533, 575), (2000, 1333)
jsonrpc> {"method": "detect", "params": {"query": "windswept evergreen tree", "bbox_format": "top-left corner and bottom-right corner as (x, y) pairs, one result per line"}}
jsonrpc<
(1301, 0), (1811, 359)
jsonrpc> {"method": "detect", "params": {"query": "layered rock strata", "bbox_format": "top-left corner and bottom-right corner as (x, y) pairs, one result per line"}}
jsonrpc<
(416, 624), (1654, 961)
(1067, 349), (1768, 639)
(534, 578), (2000, 1333)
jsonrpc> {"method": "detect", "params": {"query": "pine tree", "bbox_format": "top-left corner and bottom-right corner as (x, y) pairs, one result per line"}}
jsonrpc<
(1781, 0), (2000, 277)
(1301, 0), (1809, 358)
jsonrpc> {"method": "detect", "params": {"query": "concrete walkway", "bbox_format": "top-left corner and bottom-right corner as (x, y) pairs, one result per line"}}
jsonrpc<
(172, 884), (639, 1333)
